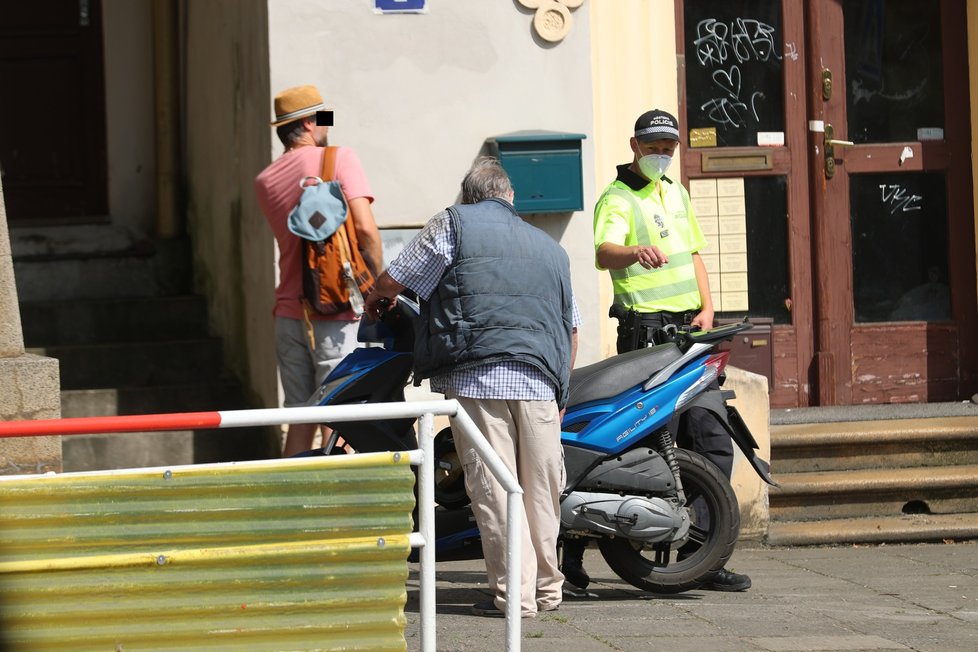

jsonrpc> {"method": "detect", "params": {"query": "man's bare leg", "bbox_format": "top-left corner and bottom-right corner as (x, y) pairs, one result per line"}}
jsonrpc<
(283, 422), (318, 457)
(283, 423), (349, 457)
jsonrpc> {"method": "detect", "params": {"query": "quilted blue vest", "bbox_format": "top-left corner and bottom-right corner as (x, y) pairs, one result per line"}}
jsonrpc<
(414, 198), (574, 407)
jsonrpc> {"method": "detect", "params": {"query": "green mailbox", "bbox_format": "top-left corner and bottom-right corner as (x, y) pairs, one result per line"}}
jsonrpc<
(487, 130), (587, 213)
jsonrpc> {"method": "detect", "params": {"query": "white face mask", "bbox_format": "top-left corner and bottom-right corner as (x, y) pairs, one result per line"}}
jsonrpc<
(638, 154), (672, 182)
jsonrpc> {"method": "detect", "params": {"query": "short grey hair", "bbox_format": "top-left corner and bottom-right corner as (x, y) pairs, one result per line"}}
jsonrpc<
(461, 156), (513, 204)
(276, 119), (307, 148)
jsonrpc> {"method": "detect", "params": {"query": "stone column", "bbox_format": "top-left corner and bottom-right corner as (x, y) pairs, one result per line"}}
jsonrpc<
(0, 180), (62, 474)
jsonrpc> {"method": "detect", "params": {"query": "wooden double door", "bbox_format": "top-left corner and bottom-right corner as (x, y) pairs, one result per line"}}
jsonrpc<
(676, 0), (977, 406)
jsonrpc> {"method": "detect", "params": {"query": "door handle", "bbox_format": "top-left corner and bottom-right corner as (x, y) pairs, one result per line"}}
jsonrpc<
(824, 124), (854, 178)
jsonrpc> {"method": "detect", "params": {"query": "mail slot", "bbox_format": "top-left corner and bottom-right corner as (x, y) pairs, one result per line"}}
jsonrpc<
(487, 130), (587, 213)
(717, 317), (774, 388)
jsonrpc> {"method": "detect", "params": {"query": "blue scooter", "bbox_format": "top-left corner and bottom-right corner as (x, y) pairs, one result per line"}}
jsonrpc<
(306, 295), (776, 593)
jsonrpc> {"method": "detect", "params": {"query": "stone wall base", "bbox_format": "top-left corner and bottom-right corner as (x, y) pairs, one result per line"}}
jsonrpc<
(0, 353), (62, 475)
(725, 366), (772, 541)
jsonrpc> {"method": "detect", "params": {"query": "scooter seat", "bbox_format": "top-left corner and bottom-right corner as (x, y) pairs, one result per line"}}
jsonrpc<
(566, 344), (683, 409)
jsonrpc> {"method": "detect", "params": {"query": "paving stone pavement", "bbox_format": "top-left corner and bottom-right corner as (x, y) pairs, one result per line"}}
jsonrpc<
(403, 541), (978, 652)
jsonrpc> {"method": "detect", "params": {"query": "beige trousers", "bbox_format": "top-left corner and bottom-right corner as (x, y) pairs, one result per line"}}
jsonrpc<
(449, 394), (566, 616)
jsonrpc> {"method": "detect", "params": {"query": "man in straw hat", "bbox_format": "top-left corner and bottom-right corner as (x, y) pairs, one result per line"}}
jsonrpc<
(255, 84), (383, 457)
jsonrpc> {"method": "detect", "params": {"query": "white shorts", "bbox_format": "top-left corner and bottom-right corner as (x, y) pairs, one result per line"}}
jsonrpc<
(275, 317), (362, 407)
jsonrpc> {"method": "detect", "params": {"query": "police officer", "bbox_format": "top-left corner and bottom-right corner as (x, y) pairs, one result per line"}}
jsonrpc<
(561, 109), (750, 593)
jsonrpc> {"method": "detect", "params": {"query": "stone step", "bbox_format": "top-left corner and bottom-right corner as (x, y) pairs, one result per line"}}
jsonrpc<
(769, 464), (978, 521)
(767, 412), (978, 546)
(770, 401), (978, 425)
(62, 427), (281, 472)
(770, 416), (978, 473)
(10, 239), (281, 471)
(62, 431), (196, 472)
(61, 383), (248, 418)
(27, 339), (225, 390)
(59, 383), (281, 471)
(19, 295), (209, 347)
(59, 384), (281, 472)
(11, 238), (193, 302)
(766, 512), (978, 546)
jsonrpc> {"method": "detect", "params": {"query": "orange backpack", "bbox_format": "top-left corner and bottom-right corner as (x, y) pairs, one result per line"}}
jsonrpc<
(296, 147), (374, 316)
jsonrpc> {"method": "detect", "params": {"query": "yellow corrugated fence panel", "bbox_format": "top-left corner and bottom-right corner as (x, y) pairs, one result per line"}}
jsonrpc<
(0, 452), (416, 651)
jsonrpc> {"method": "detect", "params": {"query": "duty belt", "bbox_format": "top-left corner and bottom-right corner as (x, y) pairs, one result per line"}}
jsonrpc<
(609, 305), (697, 350)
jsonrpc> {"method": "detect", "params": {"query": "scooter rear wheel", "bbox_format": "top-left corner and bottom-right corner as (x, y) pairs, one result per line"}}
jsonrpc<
(597, 448), (740, 594)
(433, 427), (472, 509)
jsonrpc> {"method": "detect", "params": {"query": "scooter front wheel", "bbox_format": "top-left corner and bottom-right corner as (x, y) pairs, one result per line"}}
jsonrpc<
(597, 448), (740, 594)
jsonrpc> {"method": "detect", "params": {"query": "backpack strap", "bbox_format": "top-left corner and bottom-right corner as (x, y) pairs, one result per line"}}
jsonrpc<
(320, 146), (338, 182)
(298, 146), (343, 347)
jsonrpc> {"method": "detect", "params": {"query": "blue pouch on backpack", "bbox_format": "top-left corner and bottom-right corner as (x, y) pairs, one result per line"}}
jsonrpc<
(287, 175), (348, 241)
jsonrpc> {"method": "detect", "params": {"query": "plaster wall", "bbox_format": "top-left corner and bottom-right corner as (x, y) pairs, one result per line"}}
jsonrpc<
(589, 0), (680, 358)
(265, 0), (601, 365)
(184, 0), (278, 408)
(103, 0), (156, 237)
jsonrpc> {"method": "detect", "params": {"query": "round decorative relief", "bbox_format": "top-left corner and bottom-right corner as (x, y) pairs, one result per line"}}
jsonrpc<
(533, 1), (573, 43)
(516, 0), (543, 8)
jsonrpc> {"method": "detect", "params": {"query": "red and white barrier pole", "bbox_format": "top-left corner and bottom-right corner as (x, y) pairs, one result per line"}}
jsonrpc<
(0, 402), (459, 439)
(0, 412), (222, 438)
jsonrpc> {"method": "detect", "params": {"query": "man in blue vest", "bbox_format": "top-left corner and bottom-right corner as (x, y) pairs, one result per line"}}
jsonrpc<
(364, 157), (580, 618)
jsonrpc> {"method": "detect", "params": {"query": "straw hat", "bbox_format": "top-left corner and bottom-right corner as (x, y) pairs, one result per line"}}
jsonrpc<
(271, 85), (327, 127)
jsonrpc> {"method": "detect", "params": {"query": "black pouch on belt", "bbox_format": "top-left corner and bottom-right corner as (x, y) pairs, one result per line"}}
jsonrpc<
(611, 304), (654, 352)
(610, 304), (639, 352)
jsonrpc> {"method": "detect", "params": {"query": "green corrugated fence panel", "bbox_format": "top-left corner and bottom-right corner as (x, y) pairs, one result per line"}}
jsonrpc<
(0, 452), (416, 651)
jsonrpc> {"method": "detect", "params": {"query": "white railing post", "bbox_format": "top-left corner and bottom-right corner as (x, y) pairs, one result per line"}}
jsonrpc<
(416, 412), (436, 652)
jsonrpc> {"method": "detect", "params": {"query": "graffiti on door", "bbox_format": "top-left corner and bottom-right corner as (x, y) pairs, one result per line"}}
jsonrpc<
(684, 3), (785, 147)
(693, 18), (780, 130)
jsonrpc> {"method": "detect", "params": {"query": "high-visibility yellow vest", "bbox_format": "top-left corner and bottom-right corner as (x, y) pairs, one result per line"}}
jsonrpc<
(593, 178), (707, 313)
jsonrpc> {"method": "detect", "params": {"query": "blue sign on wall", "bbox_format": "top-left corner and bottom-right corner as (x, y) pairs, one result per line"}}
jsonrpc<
(375, 0), (426, 13)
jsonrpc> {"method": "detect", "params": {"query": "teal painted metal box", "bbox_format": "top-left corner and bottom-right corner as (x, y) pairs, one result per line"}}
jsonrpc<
(488, 130), (587, 213)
